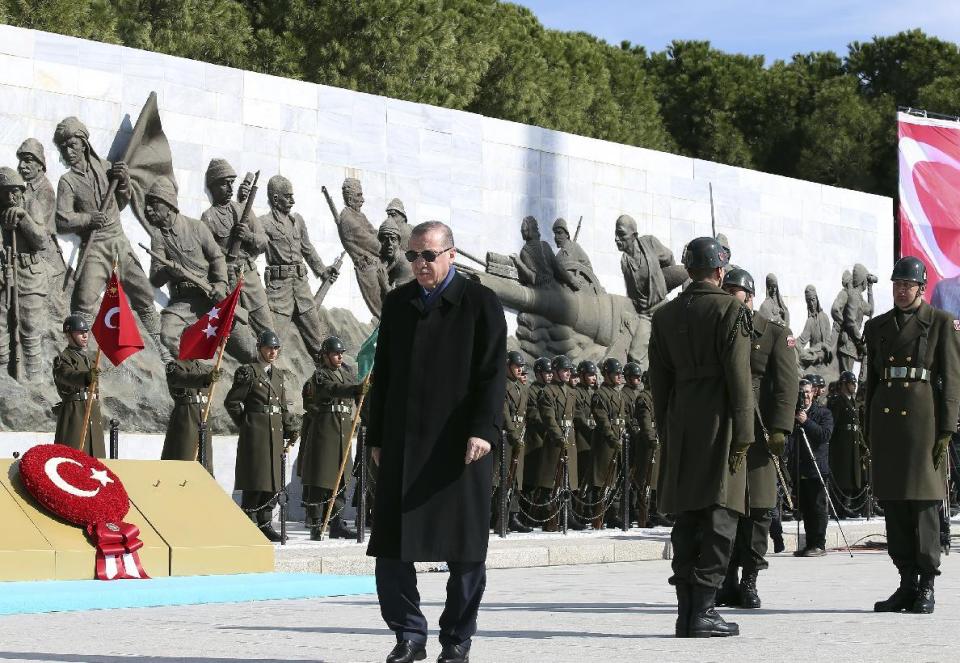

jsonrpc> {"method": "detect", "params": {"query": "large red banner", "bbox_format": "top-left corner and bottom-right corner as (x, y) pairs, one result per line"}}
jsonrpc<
(898, 111), (960, 314)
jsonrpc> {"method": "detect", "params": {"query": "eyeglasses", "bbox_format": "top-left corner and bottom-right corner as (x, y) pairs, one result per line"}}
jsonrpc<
(405, 247), (453, 263)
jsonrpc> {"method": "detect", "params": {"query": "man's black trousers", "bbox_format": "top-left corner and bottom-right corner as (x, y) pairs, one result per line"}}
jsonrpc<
(882, 499), (941, 576)
(670, 505), (739, 588)
(798, 477), (828, 549)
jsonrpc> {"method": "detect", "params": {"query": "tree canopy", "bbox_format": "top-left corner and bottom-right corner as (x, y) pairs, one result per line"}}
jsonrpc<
(4, 1), (959, 199)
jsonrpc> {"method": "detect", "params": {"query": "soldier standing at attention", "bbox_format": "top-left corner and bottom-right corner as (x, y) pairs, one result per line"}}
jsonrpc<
(589, 358), (629, 529)
(865, 257), (960, 614)
(493, 351), (532, 533)
(648, 237), (753, 638)
(299, 336), (364, 540)
(537, 355), (584, 531)
(718, 268), (796, 609)
(828, 371), (865, 517)
(261, 175), (339, 362)
(161, 351), (221, 474)
(224, 330), (299, 542)
(521, 356), (552, 522)
(573, 360), (598, 488)
(52, 315), (104, 457)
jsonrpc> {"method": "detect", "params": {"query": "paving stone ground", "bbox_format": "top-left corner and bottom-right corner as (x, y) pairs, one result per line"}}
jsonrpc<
(0, 547), (958, 662)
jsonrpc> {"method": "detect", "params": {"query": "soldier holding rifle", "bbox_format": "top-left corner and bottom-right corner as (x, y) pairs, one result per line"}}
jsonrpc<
(52, 314), (104, 457)
(573, 360), (598, 488)
(589, 358), (629, 529)
(492, 351), (531, 533)
(537, 355), (585, 531)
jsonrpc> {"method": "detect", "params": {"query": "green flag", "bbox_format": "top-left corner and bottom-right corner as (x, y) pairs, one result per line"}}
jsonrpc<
(357, 327), (379, 381)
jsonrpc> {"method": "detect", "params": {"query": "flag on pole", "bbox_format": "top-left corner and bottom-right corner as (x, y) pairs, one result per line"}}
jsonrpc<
(91, 272), (144, 366)
(356, 327), (379, 381)
(178, 282), (242, 360)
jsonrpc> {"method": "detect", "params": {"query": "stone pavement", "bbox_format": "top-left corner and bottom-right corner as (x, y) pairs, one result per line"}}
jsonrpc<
(1, 548), (958, 662)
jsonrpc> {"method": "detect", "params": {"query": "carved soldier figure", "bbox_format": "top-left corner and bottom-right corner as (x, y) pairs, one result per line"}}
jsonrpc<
(553, 217), (601, 292)
(798, 285), (834, 371)
(52, 117), (170, 362)
(385, 197), (412, 248)
(52, 315), (104, 458)
(143, 180), (257, 363)
(338, 178), (382, 316)
(16, 139), (67, 289)
(162, 356), (221, 474)
(589, 357), (629, 528)
(260, 175), (338, 361)
(513, 216), (577, 289)
(838, 263), (876, 373)
(377, 218), (413, 292)
(299, 336), (363, 540)
(0, 167), (50, 380)
(201, 158), (274, 340)
(224, 330), (299, 542)
(831, 270), (852, 334)
(573, 360), (598, 487)
(758, 273), (790, 327)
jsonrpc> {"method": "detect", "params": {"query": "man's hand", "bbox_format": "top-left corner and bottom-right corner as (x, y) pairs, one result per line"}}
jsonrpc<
(325, 266), (339, 283)
(211, 283), (228, 302)
(231, 223), (251, 242)
(934, 433), (952, 470)
(286, 430), (299, 447)
(89, 211), (107, 230)
(87, 366), (101, 385)
(767, 431), (787, 456)
(465, 437), (491, 464)
(2, 207), (25, 229)
(795, 410), (808, 425)
(728, 440), (750, 474)
(237, 181), (251, 202)
(356, 380), (371, 397)
(209, 368), (222, 383)
(371, 447), (381, 465)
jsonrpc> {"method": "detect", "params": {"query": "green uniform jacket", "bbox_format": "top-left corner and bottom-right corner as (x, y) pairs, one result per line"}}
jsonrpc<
(747, 314), (798, 509)
(864, 301), (960, 500)
(225, 363), (298, 493)
(522, 380), (548, 489)
(52, 346), (104, 458)
(161, 360), (213, 471)
(629, 386), (660, 490)
(495, 376), (527, 487)
(648, 281), (754, 515)
(299, 365), (359, 491)
(828, 393), (864, 491)
(589, 383), (630, 488)
(536, 382), (579, 490)
(573, 384), (595, 453)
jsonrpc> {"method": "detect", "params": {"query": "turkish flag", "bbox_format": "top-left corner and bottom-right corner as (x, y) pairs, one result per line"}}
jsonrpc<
(91, 272), (144, 366)
(178, 281), (242, 360)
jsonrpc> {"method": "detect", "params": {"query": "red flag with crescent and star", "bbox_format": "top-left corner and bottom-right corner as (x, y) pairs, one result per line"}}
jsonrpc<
(91, 271), (144, 366)
(178, 281), (242, 360)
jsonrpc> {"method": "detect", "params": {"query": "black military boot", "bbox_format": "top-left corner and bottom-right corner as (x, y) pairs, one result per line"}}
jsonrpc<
(674, 582), (692, 638)
(874, 571), (918, 612)
(260, 523), (282, 543)
(309, 525), (323, 541)
(715, 567), (740, 607)
(739, 570), (761, 609)
(688, 585), (739, 637)
(912, 574), (936, 614)
(567, 511), (587, 531)
(329, 517), (358, 539)
(508, 513), (533, 533)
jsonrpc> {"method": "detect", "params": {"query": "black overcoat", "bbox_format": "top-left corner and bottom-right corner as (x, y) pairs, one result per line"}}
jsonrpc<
(366, 273), (507, 562)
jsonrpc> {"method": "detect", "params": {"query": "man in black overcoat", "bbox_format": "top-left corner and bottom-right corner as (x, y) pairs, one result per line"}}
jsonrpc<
(366, 221), (507, 663)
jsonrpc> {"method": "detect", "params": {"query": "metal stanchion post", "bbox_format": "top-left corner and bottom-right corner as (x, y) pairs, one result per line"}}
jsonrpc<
(498, 429), (508, 538)
(621, 432), (630, 532)
(357, 425), (367, 544)
(279, 446), (288, 545)
(197, 421), (208, 471)
(109, 419), (119, 459)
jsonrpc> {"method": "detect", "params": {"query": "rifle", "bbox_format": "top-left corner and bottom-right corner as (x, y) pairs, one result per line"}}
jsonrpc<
(573, 215), (583, 242)
(593, 429), (626, 529)
(549, 422), (572, 533)
(226, 171), (260, 260)
(636, 433), (660, 528)
(321, 186), (341, 225)
(709, 182), (716, 239)
(4, 230), (20, 380)
(314, 250), (345, 308)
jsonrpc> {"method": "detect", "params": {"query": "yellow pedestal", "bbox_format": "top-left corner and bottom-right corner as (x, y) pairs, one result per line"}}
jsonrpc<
(0, 461), (169, 580)
(106, 460), (273, 576)
(0, 481), (55, 581)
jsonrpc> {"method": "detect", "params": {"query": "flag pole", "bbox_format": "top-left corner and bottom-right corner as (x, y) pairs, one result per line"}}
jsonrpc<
(77, 256), (117, 452)
(318, 370), (373, 541)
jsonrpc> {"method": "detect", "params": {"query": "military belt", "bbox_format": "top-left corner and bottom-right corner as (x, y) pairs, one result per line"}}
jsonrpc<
(844, 423), (859, 431)
(16, 252), (41, 267)
(613, 418), (627, 425)
(322, 404), (352, 414)
(883, 366), (930, 381)
(561, 419), (573, 427)
(512, 415), (524, 423)
(174, 394), (208, 405)
(62, 391), (97, 402)
(250, 404), (283, 414)
(676, 364), (723, 382)
(172, 281), (205, 296)
(266, 263), (307, 280)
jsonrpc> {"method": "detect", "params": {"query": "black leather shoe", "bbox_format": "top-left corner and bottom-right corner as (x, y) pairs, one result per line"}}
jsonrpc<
(911, 575), (935, 614)
(874, 572), (918, 612)
(508, 513), (533, 533)
(309, 526), (323, 541)
(437, 643), (469, 662)
(386, 639), (426, 663)
(260, 524), (282, 542)
(329, 518), (358, 539)
(801, 547), (826, 557)
(688, 585), (739, 637)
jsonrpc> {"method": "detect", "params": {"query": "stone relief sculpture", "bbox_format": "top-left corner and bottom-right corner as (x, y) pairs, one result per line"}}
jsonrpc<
(385, 198), (412, 249)
(335, 178), (382, 318)
(758, 273), (790, 327)
(831, 269), (852, 336)
(837, 263), (876, 374)
(377, 218), (413, 294)
(797, 285), (835, 378)
(553, 217), (602, 294)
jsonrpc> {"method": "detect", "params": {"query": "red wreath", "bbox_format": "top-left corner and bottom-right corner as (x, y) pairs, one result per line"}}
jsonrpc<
(19, 444), (149, 580)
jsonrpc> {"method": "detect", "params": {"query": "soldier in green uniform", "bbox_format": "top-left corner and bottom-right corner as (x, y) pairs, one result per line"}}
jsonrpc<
(865, 257), (960, 614)
(224, 330), (300, 542)
(829, 371), (865, 517)
(536, 355), (585, 531)
(718, 268), (797, 609)
(573, 360), (598, 487)
(161, 353), (221, 474)
(52, 314), (104, 457)
(625, 362), (664, 527)
(299, 336), (363, 540)
(589, 358), (629, 529)
(521, 356), (552, 523)
(492, 351), (532, 533)
(648, 237), (753, 638)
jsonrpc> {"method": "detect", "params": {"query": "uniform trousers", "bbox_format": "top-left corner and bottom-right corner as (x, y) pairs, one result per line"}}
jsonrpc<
(241, 489), (277, 527)
(731, 507), (773, 573)
(376, 557), (486, 648)
(302, 485), (344, 526)
(798, 477), (828, 549)
(670, 505), (739, 588)
(881, 499), (941, 576)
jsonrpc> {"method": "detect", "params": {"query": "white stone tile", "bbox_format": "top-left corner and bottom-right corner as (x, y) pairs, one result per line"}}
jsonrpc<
(243, 125), (282, 156)
(670, 176), (711, 202)
(242, 96), (284, 130)
(169, 140), (205, 173)
(0, 85), (30, 116)
(0, 25), (34, 59)
(482, 115), (538, 150)
(317, 84), (354, 116)
(163, 81), (217, 118)
(214, 92), (242, 123)
(315, 137), (351, 168)
(33, 59), (80, 95)
(282, 105), (317, 135)
(163, 55), (206, 90)
(417, 202), (451, 223)
(350, 139), (387, 172)
(0, 113), (30, 147)
(280, 131), (317, 162)
(205, 63), (243, 96)
(78, 97), (120, 131)
(122, 48), (166, 81)
(244, 71), (317, 109)
(30, 90), (79, 123)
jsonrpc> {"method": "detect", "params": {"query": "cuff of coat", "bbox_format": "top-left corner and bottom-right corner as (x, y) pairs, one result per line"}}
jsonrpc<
(469, 423), (499, 447)
(937, 400), (959, 435)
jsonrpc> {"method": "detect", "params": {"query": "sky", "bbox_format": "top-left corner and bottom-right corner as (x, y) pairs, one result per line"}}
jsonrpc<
(511, 0), (960, 62)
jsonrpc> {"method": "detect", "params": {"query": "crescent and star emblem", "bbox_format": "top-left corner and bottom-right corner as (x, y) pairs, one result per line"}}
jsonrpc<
(43, 457), (114, 498)
(104, 306), (120, 329)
